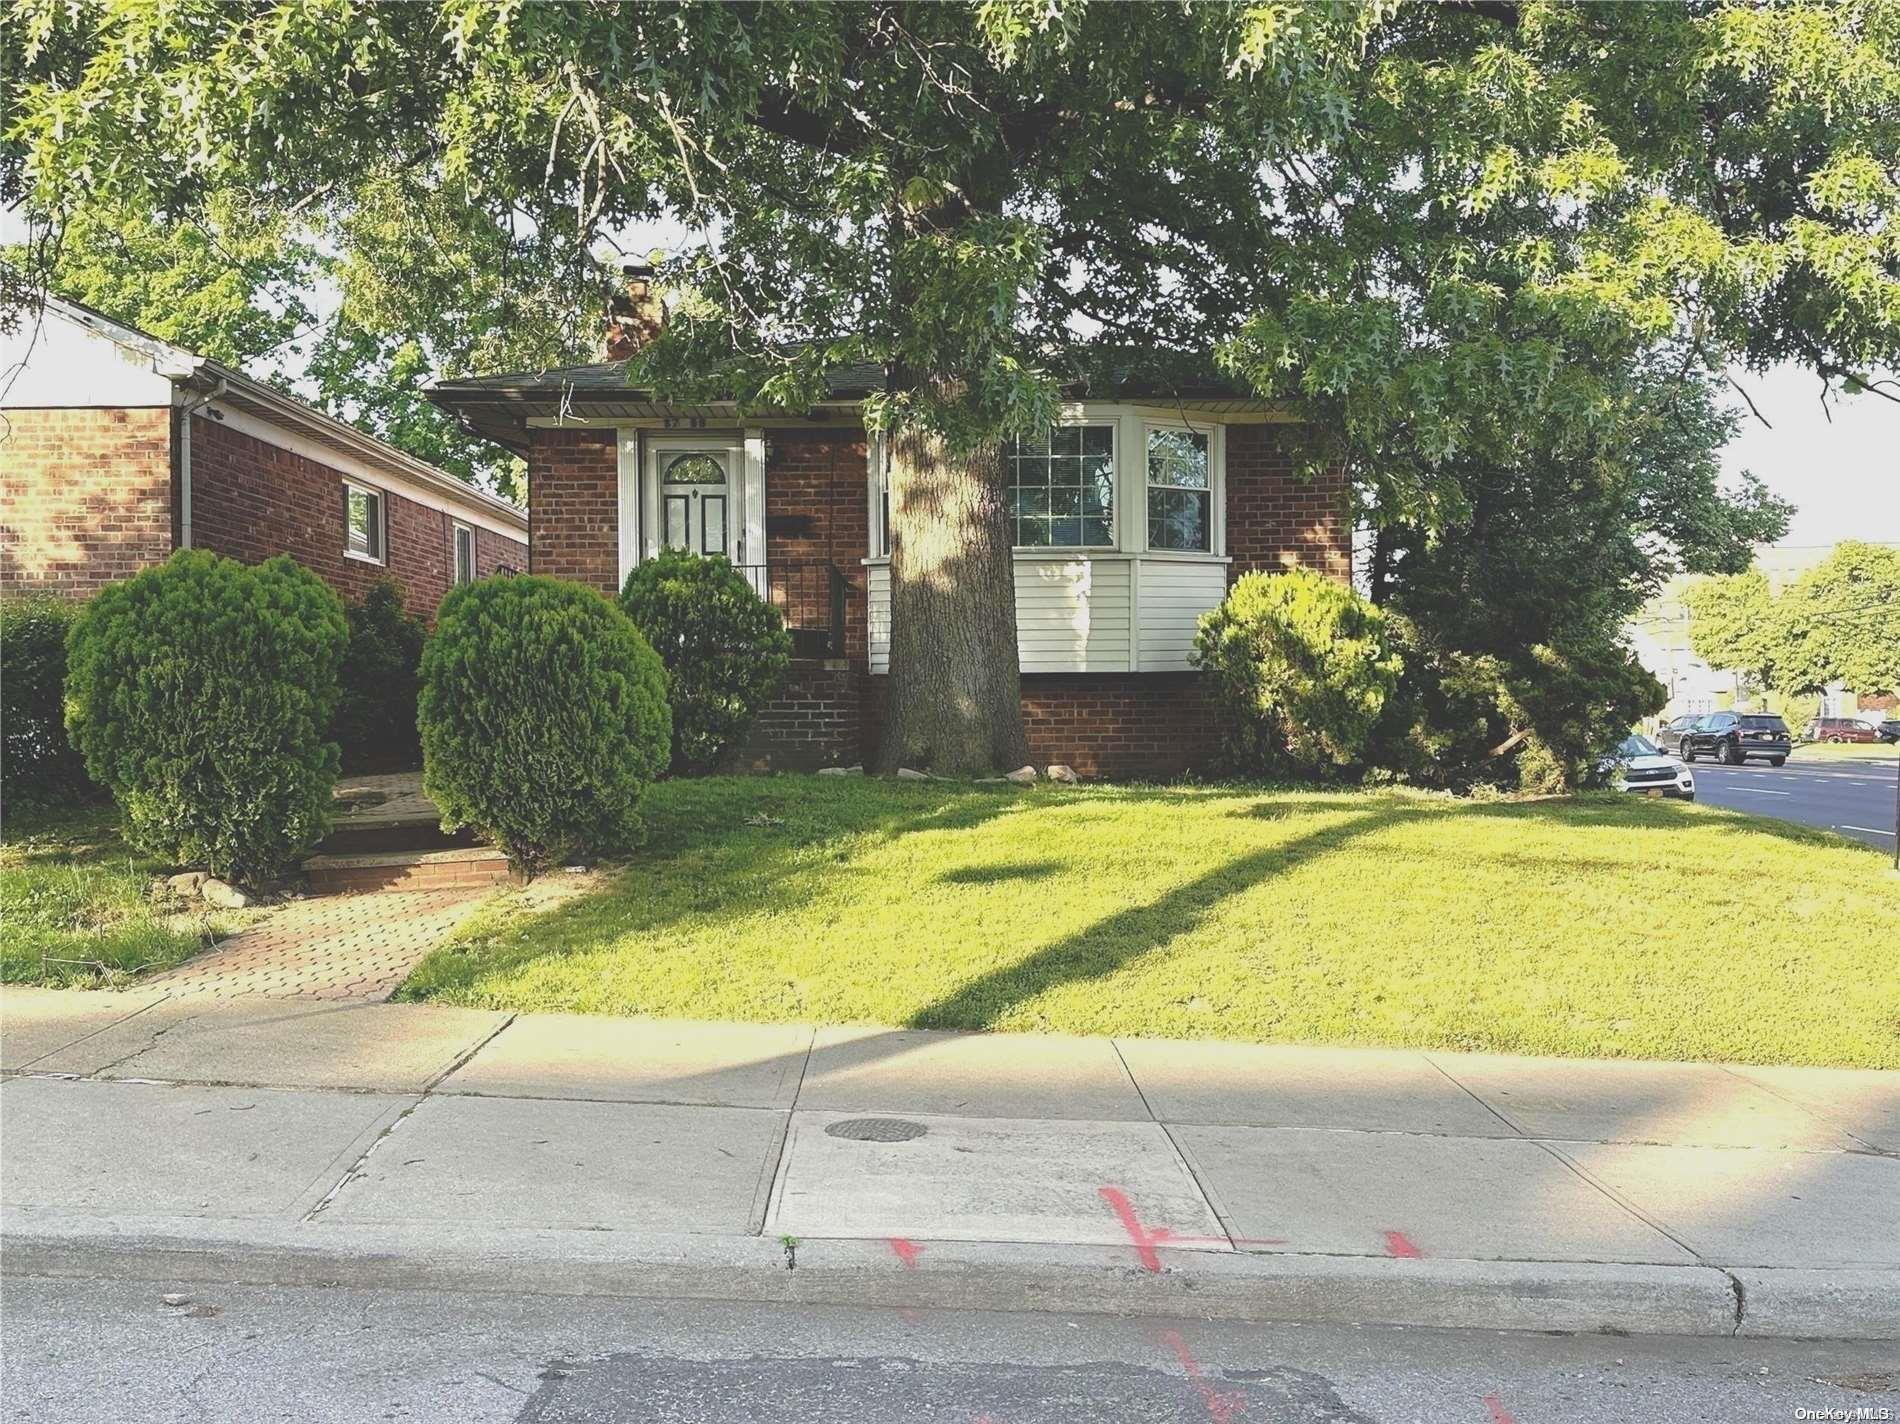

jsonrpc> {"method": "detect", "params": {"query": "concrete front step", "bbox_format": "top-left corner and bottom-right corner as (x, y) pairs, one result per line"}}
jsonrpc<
(303, 847), (517, 895)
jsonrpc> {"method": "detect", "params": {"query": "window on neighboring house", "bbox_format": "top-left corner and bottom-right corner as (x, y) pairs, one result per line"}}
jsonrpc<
(343, 483), (384, 563)
(1146, 428), (1211, 552)
(1007, 424), (1115, 548)
(452, 522), (475, 585)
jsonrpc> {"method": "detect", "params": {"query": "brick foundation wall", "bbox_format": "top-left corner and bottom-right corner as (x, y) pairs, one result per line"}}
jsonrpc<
(857, 671), (1217, 779)
(742, 661), (865, 771)
(190, 416), (524, 620)
(529, 428), (619, 593)
(0, 407), (174, 597)
(1225, 424), (1350, 583)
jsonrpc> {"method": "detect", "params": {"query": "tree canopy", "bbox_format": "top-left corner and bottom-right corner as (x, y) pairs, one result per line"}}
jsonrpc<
(1776, 542), (1900, 697)
(1684, 543), (1900, 701)
(1684, 569), (1783, 694)
(9, 1), (1894, 476)
(5, 0), (1894, 768)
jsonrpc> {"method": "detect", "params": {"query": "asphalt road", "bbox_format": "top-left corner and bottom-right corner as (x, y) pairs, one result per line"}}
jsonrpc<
(1690, 753), (1899, 850)
(3, 1274), (1896, 1423)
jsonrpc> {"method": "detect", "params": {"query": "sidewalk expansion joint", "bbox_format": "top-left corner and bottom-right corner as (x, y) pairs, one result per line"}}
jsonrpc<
(302, 1097), (425, 1221)
(1528, 1139), (1708, 1267)
(1419, 1052), (1529, 1138)
(421, 1012), (517, 1093)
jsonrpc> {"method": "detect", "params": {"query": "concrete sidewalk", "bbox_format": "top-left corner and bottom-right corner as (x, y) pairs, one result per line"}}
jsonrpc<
(3, 986), (1895, 1339)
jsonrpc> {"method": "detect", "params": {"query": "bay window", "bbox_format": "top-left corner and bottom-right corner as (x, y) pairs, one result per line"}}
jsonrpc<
(1146, 427), (1211, 552)
(1008, 423), (1115, 549)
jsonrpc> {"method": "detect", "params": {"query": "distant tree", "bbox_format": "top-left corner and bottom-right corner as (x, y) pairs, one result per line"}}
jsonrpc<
(1684, 572), (1783, 697)
(1774, 542), (1900, 698)
(14, 194), (317, 364)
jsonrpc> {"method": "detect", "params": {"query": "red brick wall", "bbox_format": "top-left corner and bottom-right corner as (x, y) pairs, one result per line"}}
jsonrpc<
(190, 416), (524, 620)
(474, 527), (523, 577)
(860, 672), (1214, 779)
(763, 428), (870, 663)
(0, 407), (174, 597)
(742, 663), (865, 770)
(529, 428), (619, 593)
(1225, 424), (1350, 583)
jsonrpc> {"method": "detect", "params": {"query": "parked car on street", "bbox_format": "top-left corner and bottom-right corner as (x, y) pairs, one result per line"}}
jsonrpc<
(1803, 716), (1879, 744)
(1680, 711), (1791, 766)
(1879, 719), (1900, 745)
(1605, 734), (1695, 800)
(1656, 713), (1700, 756)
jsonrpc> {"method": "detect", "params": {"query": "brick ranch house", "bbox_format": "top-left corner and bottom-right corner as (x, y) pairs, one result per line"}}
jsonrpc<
(430, 327), (1348, 779)
(1, 295), (527, 615)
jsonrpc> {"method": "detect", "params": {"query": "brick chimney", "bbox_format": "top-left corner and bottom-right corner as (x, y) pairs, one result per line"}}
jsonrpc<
(604, 262), (664, 361)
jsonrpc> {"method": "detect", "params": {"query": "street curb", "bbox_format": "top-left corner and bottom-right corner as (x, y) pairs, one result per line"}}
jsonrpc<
(8, 1218), (1891, 1339)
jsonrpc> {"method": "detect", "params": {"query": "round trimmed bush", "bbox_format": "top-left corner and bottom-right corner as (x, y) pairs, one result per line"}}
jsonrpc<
(1193, 568), (1402, 776)
(332, 578), (426, 771)
(618, 550), (791, 773)
(419, 575), (670, 873)
(1, 595), (95, 812)
(64, 550), (347, 884)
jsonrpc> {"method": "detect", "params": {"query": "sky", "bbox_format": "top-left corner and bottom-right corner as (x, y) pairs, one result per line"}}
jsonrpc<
(1720, 363), (1900, 549)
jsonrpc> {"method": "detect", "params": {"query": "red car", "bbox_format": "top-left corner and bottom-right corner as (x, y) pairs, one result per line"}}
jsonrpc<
(1803, 716), (1879, 744)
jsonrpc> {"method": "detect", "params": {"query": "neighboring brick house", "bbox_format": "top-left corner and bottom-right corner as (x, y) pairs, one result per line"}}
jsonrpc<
(2, 295), (527, 617)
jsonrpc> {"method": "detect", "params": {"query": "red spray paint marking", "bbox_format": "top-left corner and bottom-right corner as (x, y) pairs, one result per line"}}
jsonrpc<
(1158, 1327), (1248, 1424)
(1383, 1229), (1425, 1259)
(1482, 1392), (1517, 1424)
(1152, 1229), (1288, 1248)
(888, 1237), (923, 1268)
(1098, 1186), (1164, 1272)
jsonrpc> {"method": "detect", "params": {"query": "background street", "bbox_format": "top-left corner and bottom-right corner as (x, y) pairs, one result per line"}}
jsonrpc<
(3, 1275), (1895, 1424)
(1691, 756), (1898, 849)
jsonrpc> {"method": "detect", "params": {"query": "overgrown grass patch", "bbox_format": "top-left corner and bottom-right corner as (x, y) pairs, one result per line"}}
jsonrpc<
(0, 804), (250, 986)
(397, 776), (1900, 1068)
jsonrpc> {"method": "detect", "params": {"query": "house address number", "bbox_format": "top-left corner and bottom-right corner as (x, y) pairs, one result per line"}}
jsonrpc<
(662, 416), (707, 429)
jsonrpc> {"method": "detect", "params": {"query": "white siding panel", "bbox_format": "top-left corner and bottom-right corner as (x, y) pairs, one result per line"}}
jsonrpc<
(863, 555), (1218, 675)
(866, 562), (892, 673)
(1137, 560), (1228, 671)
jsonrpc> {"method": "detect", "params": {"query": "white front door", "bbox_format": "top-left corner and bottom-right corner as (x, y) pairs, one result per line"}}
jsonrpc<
(654, 447), (734, 559)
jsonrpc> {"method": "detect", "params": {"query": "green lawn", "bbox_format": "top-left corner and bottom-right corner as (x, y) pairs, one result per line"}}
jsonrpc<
(398, 777), (1900, 1068)
(0, 805), (248, 986)
(1791, 742), (1897, 762)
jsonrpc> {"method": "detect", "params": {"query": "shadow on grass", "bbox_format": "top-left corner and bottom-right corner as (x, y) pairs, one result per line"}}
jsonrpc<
(905, 802), (1418, 1031)
(939, 860), (1063, 886)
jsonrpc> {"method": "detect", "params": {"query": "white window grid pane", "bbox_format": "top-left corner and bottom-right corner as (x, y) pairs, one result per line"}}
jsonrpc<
(1007, 424), (1115, 547)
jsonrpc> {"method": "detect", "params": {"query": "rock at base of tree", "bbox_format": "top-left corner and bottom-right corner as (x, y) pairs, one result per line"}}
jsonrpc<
(1005, 766), (1039, 785)
(200, 877), (252, 909)
(165, 871), (209, 898)
(895, 767), (932, 780)
(817, 765), (865, 777)
(1045, 764), (1079, 783)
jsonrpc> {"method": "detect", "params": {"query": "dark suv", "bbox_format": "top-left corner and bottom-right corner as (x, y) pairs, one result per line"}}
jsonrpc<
(1680, 711), (1791, 766)
(1656, 713), (1701, 756)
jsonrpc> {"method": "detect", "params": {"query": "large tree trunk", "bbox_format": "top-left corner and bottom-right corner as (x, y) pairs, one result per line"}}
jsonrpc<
(876, 388), (1032, 776)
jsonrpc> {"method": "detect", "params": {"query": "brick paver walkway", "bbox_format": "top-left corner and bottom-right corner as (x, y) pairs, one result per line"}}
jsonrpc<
(149, 888), (490, 1001)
